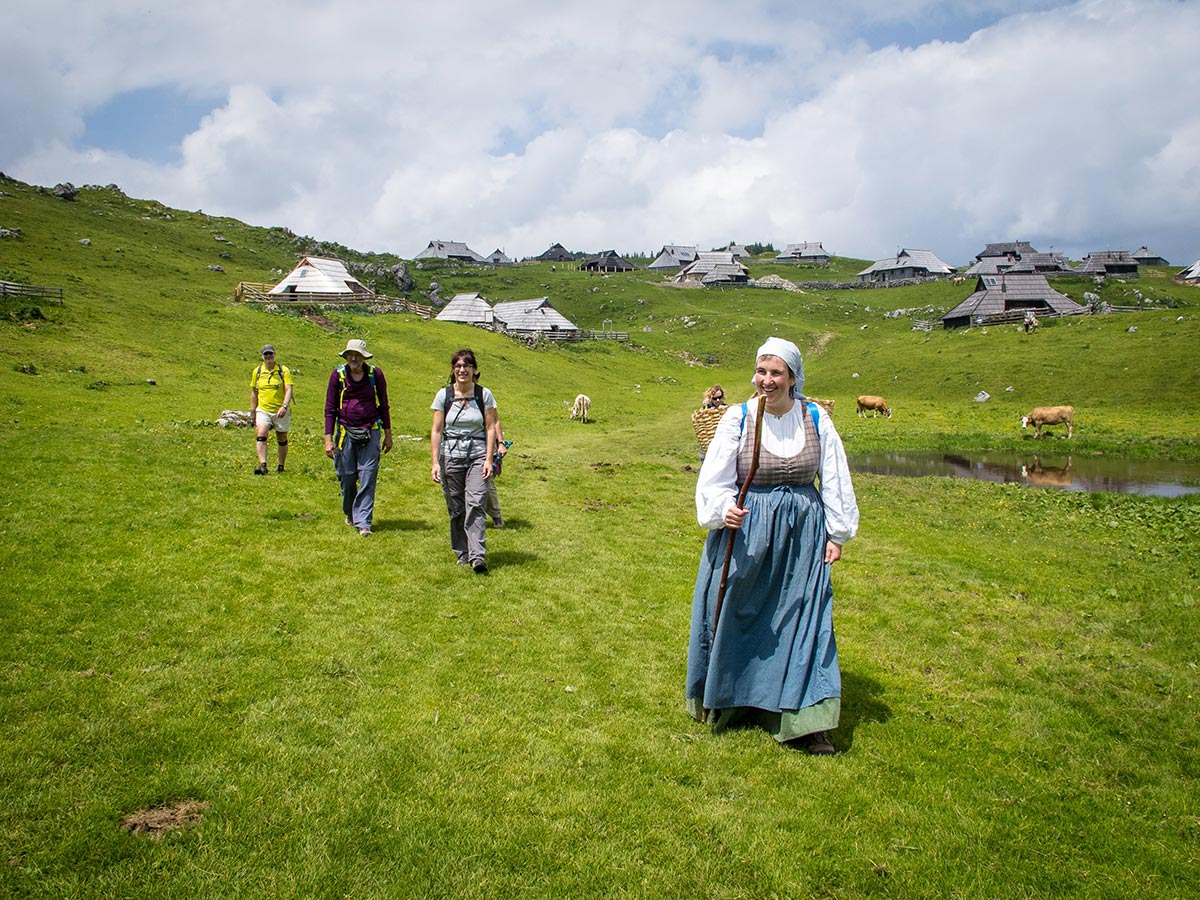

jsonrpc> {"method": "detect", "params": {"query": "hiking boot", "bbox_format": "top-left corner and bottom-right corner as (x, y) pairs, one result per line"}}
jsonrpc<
(491, 517), (505, 528)
(254, 463), (267, 475)
(276, 464), (285, 473)
(358, 527), (373, 537)
(472, 561), (488, 575)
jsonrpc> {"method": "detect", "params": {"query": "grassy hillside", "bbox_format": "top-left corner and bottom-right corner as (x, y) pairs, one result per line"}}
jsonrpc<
(2, 177), (1198, 900)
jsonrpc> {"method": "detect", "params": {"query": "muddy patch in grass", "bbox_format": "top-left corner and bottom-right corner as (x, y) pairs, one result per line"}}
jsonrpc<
(303, 312), (337, 331)
(120, 800), (208, 838)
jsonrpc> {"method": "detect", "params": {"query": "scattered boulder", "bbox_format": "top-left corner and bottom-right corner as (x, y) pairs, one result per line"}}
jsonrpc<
(345, 260), (415, 294)
(390, 262), (414, 292)
(206, 265), (225, 272)
(218, 410), (253, 427)
(973, 390), (990, 402)
(0, 227), (19, 238)
(53, 183), (78, 201)
(78, 238), (91, 245)
(755, 274), (805, 293)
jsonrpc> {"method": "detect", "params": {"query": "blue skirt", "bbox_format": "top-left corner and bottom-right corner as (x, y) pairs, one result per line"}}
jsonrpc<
(686, 483), (840, 734)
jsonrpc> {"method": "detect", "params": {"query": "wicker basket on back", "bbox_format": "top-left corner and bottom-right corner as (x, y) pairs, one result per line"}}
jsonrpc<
(692, 405), (728, 454)
(692, 396), (836, 456)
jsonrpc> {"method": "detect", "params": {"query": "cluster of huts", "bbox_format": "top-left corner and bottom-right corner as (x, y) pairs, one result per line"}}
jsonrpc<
(433, 292), (579, 337)
(262, 235), (1197, 339)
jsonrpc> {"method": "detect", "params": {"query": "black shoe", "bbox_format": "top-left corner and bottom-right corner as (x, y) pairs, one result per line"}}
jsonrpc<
(472, 561), (488, 575)
(797, 731), (836, 755)
(276, 464), (285, 473)
(254, 463), (267, 475)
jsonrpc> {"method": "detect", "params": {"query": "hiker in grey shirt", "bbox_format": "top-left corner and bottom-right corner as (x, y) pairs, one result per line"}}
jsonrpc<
(430, 348), (497, 573)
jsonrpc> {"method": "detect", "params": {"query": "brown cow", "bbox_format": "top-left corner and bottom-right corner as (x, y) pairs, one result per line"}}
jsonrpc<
(856, 395), (892, 418)
(1021, 405), (1074, 438)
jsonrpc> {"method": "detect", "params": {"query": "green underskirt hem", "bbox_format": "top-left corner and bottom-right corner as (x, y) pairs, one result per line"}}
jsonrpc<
(686, 696), (840, 743)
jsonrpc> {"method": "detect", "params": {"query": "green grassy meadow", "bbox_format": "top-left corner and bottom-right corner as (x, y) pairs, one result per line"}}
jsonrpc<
(2, 178), (1198, 899)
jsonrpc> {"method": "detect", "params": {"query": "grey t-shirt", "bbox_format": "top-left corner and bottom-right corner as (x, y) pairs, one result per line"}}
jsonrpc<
(433, 386), (496, 462)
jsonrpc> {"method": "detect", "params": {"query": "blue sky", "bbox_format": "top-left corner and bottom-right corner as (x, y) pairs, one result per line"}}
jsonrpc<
(3, 0), (1198, 265)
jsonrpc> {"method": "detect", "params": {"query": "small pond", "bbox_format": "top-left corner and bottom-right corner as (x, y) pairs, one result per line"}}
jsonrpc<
(846, 452), (1200, 497)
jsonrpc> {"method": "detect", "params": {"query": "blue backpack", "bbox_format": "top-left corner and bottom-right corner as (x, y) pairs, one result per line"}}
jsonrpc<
(738, 398), (820, 439)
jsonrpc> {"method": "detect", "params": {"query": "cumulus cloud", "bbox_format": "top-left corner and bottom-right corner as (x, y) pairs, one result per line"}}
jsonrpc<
(3, 0), (1198, 265)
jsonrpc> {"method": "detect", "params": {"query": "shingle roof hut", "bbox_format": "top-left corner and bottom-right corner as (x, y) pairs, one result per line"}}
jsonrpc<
(492, 298), (578, 333)
(674, 251), (750, 286)
(434, 292), (493, 325)
(580, 250), (636, 272)
(1004, 252), (1075, 274)
(1132, 246), (1170, 267)
(486, 249), (513, 266)
(269, 256), (371, 297)
(963, 241), (1040, 276)
(648, 244), (699, 270)
(1075, 250), (1138, 277)
(1175, 257), (1200, 285)
(940, 274), (1086, 329)
(414, 240), (486, 263)
(536, 243), (574, 262)
(856, 248), (954, 284)
(776, 242), (830, 264)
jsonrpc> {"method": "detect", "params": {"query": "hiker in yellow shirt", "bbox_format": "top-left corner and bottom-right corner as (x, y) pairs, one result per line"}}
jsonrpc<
(250, 344), (293, 475)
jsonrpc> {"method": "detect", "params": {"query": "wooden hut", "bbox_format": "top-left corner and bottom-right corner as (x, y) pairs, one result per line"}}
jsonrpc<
(941, 274), (1086, 329)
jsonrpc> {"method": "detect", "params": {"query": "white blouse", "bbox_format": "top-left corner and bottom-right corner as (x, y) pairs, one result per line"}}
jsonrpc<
(695, 401), (860, 545)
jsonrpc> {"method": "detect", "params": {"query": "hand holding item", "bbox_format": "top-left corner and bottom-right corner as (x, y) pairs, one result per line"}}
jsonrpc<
(724, 504), (748, 530)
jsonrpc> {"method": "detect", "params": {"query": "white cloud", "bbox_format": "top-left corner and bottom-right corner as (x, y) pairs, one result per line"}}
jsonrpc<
(3, 0), (1198, 265)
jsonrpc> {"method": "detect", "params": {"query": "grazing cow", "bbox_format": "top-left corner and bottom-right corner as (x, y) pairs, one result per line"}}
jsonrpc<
(570, 393), (591, 423)
(856, 395), (892, 418)
(1021, 405), (1074, 439)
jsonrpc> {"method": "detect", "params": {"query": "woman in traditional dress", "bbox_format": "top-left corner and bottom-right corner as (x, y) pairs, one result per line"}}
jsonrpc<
(686, 337), (859, 753)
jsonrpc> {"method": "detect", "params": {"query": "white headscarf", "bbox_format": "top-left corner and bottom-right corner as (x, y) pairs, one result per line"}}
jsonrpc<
(753, 337), (805, 399)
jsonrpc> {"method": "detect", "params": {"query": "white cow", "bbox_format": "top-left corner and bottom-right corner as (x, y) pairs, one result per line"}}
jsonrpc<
(570, 394), (591, 423)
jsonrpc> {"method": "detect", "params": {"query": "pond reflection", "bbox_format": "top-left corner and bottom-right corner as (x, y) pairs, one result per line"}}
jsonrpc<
(846, 452), (1200, 497)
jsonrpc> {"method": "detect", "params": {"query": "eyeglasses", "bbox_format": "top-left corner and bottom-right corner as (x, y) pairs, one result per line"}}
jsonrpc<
(262, 352), (275, 356)
(452, 363), (474, 369)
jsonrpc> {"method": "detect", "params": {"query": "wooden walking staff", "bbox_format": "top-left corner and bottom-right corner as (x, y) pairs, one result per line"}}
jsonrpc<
(702, 393), (767, 723)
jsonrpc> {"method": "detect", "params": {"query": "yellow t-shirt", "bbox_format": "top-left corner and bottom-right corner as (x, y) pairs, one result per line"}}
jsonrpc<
(250, 363), (292, 413)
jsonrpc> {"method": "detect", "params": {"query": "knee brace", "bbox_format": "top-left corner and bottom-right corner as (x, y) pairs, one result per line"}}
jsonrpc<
(257, 436), (268, 443)
(277, 438), (288, 446)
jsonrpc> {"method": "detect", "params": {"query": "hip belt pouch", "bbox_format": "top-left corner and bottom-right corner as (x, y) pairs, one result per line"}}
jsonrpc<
(343, 423), (373, 445)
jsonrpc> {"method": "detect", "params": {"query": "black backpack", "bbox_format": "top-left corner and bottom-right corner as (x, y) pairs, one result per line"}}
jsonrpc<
(442, 384), (486, 419)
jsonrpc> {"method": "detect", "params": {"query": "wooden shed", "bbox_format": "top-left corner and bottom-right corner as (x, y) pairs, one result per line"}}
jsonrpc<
(941, 274), (1086, 329)
(580, 250), (636, 272)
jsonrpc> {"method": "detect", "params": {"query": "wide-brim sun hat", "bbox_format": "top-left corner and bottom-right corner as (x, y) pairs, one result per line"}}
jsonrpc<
(339, 338), (373, 359)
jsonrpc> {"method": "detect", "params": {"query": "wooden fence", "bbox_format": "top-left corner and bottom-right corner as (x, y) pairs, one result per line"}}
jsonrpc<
(542, 329), (629, 342)
(970, 308), (1090, 328)
(1, 280), (63, 301)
